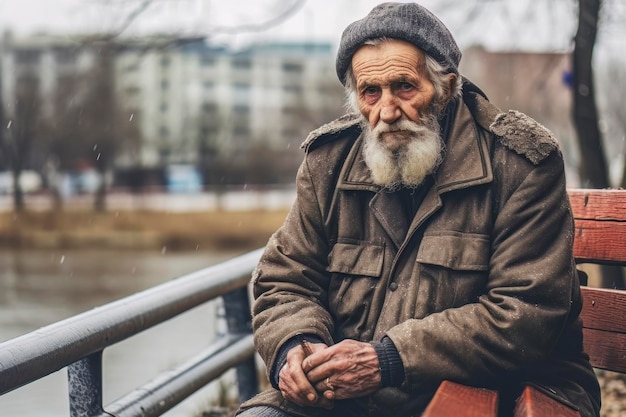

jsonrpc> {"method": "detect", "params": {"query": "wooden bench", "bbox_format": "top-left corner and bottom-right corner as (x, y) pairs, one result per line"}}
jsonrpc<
(422, 189), (626, 417)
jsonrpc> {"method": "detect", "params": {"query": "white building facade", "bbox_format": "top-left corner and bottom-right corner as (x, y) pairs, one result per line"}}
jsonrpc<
(1, 33), (344, 186)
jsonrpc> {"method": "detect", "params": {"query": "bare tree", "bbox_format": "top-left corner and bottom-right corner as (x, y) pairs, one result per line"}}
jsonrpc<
(572, 0), (624, 289)
(0, 76), (45, 211)
(607, 58), (626, 188)
(572, 0), (610, 188)
(47, 41), (140, 212)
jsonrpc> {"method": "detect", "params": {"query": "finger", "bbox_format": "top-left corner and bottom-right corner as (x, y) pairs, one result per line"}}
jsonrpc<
(313, 376), (339, 401)
(279, 359), (318, 405)
(281, 378), (318, 406)
(322, 389), (336, 401)
(316, 396), (335, 410)
(302, 341), (352, 378)
(300, 343), (330, 373)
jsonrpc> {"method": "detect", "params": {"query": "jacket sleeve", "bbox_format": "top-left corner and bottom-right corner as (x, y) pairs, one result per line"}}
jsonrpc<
(386, 150), (579, 391)
(251, 155), (335, 376)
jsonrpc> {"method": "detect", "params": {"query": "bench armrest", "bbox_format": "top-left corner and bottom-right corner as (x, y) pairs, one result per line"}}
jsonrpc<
(422, 381), (581, 417)
(422, 380), (498, 417)
(513, 385), (581, 417)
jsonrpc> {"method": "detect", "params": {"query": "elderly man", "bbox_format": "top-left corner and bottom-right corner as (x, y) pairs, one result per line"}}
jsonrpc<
(236, 2), (601, 417)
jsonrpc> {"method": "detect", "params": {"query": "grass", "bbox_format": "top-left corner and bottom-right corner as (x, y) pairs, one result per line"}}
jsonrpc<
(0, 209), (290, 251)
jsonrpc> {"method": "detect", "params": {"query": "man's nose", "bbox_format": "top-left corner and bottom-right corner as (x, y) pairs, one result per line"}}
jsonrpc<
(379, 91), (401, 124)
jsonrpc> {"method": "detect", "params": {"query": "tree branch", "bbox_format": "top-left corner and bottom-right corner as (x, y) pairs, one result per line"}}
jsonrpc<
(209, 0), (306, 35)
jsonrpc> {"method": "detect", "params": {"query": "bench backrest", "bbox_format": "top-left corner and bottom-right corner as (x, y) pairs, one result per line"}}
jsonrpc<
(569, 189), (626, 374)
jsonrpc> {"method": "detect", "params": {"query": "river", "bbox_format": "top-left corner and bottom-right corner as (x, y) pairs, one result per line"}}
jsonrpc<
(0, 248), (246, 417)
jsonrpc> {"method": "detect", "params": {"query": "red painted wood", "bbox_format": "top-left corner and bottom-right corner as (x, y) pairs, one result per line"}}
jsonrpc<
(568, 189), (626, 221)
(513, 386), (581, 417)
(569, 189), (626, 264)
(572, 219), (626, 264)
(422, 380), (498, 417)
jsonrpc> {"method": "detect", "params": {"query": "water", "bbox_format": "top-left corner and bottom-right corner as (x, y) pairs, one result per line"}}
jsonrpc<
(0, 248), (246, 417)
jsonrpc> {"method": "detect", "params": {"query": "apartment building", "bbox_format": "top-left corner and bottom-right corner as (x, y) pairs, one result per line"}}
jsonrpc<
(1, 33), (344, 186)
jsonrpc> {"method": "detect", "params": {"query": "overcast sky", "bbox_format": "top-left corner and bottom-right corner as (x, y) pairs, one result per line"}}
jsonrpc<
(0, 0), (623, 53)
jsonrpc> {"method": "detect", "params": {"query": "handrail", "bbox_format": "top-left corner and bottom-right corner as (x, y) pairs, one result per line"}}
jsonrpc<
(0, 248), (264, 416)
(104, 334), (254, 417)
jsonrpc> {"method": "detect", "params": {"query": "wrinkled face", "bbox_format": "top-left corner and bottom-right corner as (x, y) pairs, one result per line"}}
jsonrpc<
(352, 39), (436, 152)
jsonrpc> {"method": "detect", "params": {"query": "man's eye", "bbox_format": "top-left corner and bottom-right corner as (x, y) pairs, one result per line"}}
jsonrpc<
(398, 82), (414, 91)
(364, 87), (379, 95)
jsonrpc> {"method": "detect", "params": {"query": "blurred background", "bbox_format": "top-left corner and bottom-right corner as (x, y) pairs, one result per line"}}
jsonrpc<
(0, 0), (624, 416)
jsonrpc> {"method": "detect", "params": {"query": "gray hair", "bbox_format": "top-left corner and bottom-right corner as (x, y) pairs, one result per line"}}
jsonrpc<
(343, 38), (462, 113)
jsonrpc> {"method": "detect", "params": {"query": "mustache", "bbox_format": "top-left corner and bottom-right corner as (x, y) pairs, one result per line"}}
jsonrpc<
(371, 119), (427, 136)
(369, 112), (440, 138)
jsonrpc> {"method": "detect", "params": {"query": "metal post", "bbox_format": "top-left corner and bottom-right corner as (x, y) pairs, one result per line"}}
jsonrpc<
(68, 351), (104, 417)
(222, 287), (258, 403)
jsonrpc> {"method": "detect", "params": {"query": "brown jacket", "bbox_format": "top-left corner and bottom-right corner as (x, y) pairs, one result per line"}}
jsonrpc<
(243, 87), (601, 417)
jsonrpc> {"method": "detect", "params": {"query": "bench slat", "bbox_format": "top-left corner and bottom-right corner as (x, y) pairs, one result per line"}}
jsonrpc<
(573, 219), (626, 264)
(568, 189), (626, 221)
(580, 287), (626, 333)
(582, 328), (626, 373)
(569, 189), (626, 264)
(513, 385), (581, 417)
(422, 380), (498, 417)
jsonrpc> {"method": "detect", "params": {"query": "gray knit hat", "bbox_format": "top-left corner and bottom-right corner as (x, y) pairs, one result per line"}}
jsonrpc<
(336, 2), (461, 85)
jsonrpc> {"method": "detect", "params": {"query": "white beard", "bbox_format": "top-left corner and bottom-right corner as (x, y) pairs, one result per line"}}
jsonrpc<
(361, 113), (444, 190)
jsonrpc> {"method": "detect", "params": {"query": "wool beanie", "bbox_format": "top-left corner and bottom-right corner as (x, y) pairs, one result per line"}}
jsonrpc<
(336, 2), (462, 85)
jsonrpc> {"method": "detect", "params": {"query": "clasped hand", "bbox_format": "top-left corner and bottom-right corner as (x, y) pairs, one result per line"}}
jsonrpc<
(278, 339), (381, 409)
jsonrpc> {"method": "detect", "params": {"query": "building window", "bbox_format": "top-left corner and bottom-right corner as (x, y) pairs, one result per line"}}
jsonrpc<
(233, 126), (250, 140)
(201, 55), (216, 66)
(14, 49), (41, 66)
(232, 57), (251, 69)
(55, 48), (77, 65)
(232, 82), (250, 104)
(160, 56), (171, 67)
(161, 80), (169, 90)
(233, 82), (250, 91)
(159, 126), (169, 138)
(160, 103), (168, 112)
(282, 62), (303, 73)
(202, 103), (218, 115)
(233, 104), (250, 116)
(201, 126), (218, 138)
(159, 148), (170, 161)
(283, 84), (302, 93)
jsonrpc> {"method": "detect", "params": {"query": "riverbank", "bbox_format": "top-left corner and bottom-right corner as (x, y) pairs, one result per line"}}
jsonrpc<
(0, 209), (290, 251)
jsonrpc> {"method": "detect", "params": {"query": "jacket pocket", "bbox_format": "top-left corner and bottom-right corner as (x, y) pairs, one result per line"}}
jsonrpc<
(327, 239), (385, 277)
(326, 239), (385, 339)
(414, 232), (490, 314)
(417, 231), (490, 271)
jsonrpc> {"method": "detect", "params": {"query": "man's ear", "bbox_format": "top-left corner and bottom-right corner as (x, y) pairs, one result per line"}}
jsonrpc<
(437, 73), (458, 112)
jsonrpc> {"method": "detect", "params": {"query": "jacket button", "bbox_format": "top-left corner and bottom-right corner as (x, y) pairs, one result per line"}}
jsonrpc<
(389, 282), (398, 291)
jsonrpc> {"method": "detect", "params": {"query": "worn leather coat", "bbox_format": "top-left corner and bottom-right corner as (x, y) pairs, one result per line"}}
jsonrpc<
(241, 85), (601, 417)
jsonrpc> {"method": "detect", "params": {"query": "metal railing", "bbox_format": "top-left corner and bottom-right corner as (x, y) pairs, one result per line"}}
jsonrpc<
(0, 248), (264, 417)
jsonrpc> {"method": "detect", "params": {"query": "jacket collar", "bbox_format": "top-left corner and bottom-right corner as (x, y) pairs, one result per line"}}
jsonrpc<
(336, 99), (494, 194)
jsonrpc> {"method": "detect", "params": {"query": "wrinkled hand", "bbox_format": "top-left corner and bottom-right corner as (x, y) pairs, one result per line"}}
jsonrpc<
(303, 339), (381, 401)
(278, 342), (334, 409)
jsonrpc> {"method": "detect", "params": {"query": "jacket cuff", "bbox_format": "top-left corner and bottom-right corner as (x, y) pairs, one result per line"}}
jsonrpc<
(372, 336), (405, 387)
